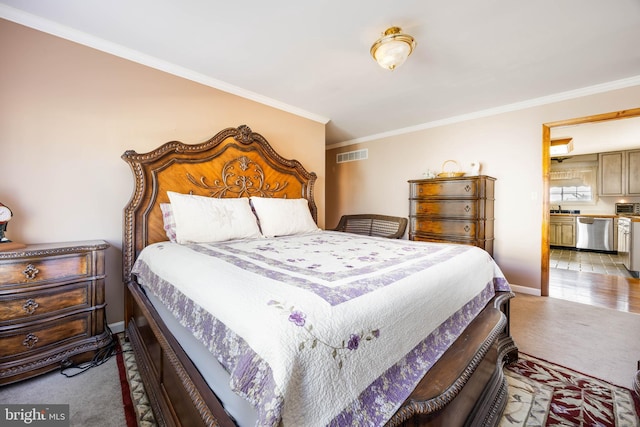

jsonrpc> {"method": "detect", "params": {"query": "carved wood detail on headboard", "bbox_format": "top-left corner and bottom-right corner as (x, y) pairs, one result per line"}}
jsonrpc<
(187, 155), (290, 198)
(121, 125), (317, 283)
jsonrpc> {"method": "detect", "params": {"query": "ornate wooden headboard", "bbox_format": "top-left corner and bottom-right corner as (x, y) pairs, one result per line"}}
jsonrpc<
(121, 125), (317, 282)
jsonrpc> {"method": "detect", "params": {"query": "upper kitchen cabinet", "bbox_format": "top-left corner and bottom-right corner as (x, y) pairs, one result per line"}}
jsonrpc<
(599, 151), (624, 195)
(598, 149), (640, 196)
(627, 150), (640, 195)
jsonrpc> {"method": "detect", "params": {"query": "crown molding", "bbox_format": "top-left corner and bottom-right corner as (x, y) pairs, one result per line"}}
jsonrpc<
(327, 75), (640, 150)
(0, 5), (330, 125)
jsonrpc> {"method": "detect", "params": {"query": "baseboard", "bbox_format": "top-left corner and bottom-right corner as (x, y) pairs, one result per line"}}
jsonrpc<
(509, 284), (541, 296)
(109, 321), (125, 334)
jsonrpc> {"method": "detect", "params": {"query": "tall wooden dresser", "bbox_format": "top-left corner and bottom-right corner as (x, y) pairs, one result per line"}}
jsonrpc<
(0, 240), (111, 385)
(408, 176), (495, 256)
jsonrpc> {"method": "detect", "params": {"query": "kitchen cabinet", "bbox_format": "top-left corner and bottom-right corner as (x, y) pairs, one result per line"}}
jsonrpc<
(598, 149), (640, 196)
(408, 175), (494, 255)
(626, 149), (640, 195)
(550, 215), (576, 247)
(598, 151), (624, 196)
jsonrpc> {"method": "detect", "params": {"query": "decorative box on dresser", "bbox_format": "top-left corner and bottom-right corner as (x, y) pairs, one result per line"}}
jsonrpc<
(0, 240), (111, 385)
(408, 175), (495, 256)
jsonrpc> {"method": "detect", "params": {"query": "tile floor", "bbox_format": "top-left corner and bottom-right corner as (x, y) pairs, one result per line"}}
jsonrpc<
(549, 247), (633, 278)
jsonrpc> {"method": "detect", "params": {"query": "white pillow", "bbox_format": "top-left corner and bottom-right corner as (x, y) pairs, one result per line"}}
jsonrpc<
(167, 192), (262, 243)
(250, 197), (319, 237)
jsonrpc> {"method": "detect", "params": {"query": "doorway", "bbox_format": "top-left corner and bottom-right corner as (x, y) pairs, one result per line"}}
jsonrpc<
(541, 108), (640, 296)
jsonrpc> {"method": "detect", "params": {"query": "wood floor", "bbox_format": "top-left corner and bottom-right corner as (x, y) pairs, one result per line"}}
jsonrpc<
(549, 268), (640, 314)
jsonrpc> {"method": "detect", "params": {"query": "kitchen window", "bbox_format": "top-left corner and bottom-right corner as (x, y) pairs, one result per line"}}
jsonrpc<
(549, 162), (597, 203)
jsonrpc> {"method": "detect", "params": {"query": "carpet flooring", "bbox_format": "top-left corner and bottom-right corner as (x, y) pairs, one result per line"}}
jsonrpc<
(510, 293), (640, 389)
(0, 337), (129, 426)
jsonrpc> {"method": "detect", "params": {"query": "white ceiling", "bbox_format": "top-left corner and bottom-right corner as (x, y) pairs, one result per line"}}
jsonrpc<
(2, 0), (640, 146)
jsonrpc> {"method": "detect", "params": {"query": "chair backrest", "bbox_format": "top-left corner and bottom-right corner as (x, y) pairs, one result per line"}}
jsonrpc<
(333, 214), (408, 239)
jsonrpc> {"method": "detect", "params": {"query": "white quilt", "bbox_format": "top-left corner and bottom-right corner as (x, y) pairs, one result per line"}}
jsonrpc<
(132, 231), (510, 426)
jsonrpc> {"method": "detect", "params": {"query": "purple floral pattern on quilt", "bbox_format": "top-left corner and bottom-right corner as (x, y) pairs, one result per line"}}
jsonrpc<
(188, 232), (481, 305)
(269, 300), (381, 369)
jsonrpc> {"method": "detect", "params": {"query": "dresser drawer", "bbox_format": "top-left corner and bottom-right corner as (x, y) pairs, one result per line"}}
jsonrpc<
(410, 200), (480, 218)
(411, 235), (474, 245)
(0, 281), (92, 324)
(0, 313), (90, 360)
(0, 253), (91, 287)
(411, 218), (478, 238)
(410, 177), (494, 198)
(410, 179), (480, 198)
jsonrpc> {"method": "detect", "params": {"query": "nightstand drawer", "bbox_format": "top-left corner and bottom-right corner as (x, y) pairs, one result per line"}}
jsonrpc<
(0, 313), (90, 360)
(0, 281), (92, 324)
(0, 253), (91, 287)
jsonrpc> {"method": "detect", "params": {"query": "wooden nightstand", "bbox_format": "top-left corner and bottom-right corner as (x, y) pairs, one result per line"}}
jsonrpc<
(0, 240), (111, 385)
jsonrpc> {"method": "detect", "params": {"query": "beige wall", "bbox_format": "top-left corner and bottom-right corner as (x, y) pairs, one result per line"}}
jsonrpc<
(0, 19), (326, 327)
(327, 86), (640, 291)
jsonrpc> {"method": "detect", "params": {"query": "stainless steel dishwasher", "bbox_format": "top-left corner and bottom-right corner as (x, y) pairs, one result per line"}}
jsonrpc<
(575, 216), (613, 251)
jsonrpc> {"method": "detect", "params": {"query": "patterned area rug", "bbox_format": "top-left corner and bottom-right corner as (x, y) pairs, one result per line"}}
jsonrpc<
(502, 354), (640, 426)
(116, 335), (640, 427)
(117, 334), (157, 427)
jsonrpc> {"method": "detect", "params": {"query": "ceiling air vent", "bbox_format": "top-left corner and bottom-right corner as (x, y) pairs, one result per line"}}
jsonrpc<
(337, 149), (368, 164)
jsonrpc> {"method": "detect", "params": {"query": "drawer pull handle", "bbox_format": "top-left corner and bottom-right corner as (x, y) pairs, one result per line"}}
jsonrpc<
(23, 299), (39, 315)
(465, 205), (471, 213)
(23, 333), (38, 349)
(464, 225), (471, 232)
(23, 264), (39, 280)
(464, 185), (471, 193)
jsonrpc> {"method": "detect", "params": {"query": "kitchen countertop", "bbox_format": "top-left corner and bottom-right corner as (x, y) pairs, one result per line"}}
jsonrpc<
(550, 213), (640, 222)
(550, 213), (618, 218)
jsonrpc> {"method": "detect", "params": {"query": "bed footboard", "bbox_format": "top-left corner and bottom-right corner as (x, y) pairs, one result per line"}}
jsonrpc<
(387, 292), (516, 427)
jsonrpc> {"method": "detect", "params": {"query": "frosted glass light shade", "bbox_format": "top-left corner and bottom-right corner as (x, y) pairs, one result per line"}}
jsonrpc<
(371, 27), (416, 71)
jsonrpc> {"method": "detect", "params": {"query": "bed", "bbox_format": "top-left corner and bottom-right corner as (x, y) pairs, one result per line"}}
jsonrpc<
(121, 125), (518, 427)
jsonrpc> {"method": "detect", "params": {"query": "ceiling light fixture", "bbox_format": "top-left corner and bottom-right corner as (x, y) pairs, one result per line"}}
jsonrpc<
(550, 137), (574, 156)
(370, 26), (416, 71)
